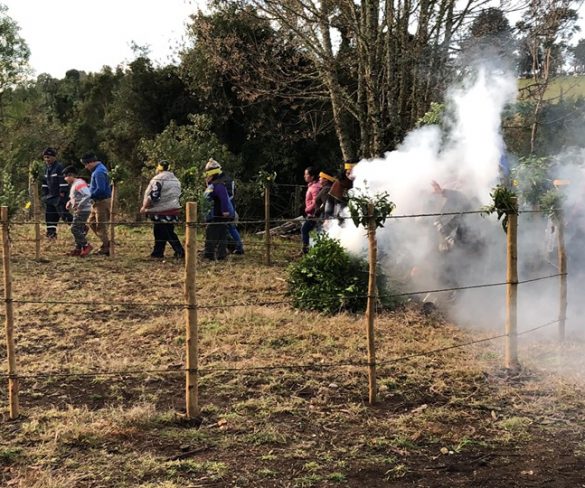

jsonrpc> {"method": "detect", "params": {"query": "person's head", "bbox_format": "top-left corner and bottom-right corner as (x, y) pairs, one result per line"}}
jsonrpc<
(319, 171), (335, 186)
(204, 158), (222, 183)
(62, 165), (78, 184)
(304, 166), (319, 183)
(343, 159), (357, 179)
(156, 160), (171, 173)
(80, 153), (99, 171)
(42, 147), (57, 165)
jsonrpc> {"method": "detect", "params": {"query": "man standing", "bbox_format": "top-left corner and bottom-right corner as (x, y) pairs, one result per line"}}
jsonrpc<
(81, 153), (111, 256)
(41, 147), (71, 239)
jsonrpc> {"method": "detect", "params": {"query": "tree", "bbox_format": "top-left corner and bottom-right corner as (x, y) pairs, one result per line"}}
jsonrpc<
(0, 3), (30, 120)
(570, 38), (585, 73)
(516, 0), (580, 153)
(241, 0), (502, 160)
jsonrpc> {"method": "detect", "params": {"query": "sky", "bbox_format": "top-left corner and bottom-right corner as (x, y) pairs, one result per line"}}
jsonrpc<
(2, 0), (206, 79)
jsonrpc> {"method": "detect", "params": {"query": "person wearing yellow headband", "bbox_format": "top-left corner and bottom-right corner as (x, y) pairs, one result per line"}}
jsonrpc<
(140, 160), (184, 259)
(203, 158), (235, 260)
(315, 171), (336, 222)
(329, 159), (357, 219)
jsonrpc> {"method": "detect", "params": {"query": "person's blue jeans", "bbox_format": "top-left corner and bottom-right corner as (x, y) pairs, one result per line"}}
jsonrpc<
(228, 223), (243, 253)
(301, 219), (317, 253)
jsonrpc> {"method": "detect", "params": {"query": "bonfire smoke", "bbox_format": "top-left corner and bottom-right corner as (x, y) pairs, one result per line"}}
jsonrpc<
(327, 63), (583, 338)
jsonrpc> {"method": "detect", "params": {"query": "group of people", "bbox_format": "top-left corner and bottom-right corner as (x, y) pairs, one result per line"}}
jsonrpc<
(41, 148), (112, 257)
(39, 147), (245, 261)
(300, 161), (356, 254)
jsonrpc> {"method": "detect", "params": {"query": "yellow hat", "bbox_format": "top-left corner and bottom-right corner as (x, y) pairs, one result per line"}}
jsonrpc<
(319, 172), (335, 182)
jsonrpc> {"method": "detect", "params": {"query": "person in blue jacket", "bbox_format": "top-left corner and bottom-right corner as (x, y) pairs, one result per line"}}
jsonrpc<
(203, 160), (235, 260)
(81, 153), (112, 256)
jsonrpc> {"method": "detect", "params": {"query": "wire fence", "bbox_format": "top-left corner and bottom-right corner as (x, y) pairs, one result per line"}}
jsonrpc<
(0, 202), (574, 418)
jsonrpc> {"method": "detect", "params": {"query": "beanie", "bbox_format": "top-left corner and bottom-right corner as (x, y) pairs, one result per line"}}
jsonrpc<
(204, 158), (222, 178)
(42, 147), (57, 157)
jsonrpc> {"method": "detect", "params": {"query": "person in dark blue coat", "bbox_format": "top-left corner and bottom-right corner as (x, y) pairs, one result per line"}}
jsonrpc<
(41, 147), (72, 239)
(203, 160), (235, 260)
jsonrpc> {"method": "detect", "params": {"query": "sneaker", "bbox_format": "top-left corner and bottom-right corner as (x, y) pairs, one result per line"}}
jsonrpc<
(96, 248), (110, 256)
(233, 249), (244, 255)
(79, 244), (93, 257)
(67, 248), (81, 256)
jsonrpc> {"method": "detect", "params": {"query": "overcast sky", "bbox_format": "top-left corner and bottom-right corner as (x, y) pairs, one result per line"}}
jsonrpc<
(2, 0), (205, 78)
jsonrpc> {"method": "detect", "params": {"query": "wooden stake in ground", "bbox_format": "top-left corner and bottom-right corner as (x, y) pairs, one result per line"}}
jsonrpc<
(264, 184), (271, 266)
(505, 212), (519, 369)
(109, 183), (117, 257)
(184, 202), (199, 418)
(1, 206), (19, 419)
(30, 176), (41, 261)
(365, 203), (378, 404)
(556, 215), (567, 342)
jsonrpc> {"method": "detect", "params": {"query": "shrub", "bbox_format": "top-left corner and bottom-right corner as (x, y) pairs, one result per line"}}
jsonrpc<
(287, 234), (398, 314)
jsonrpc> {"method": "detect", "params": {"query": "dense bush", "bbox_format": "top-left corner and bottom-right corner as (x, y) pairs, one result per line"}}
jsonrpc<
(287, 234), (398, 314)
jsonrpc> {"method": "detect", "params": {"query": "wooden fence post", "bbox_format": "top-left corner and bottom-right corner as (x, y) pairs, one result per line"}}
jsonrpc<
(31, 178), (41, 261)
(264, 184), (271, 266)
(365, 204), (377, 404)
(557, 215), (567, 342)
(109, 183), (117, 257)
(1, 206), (19, 419)
(184, 202), (199, 418)
(505, 212), (519, 369)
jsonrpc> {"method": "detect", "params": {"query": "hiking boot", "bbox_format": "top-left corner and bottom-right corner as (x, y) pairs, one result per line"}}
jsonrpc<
(67, 248), (81, 256)
(79, 244), (93, 257)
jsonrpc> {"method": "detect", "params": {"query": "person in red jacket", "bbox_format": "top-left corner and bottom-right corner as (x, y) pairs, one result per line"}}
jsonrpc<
(301, 166), (321, 254)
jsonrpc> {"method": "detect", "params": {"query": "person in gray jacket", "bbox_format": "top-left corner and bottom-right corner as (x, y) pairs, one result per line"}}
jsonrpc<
(140, 160), (185, 259)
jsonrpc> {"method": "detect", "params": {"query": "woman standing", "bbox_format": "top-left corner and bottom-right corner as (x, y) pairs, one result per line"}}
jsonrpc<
(301, 166), (321, 254)
(140, 160), (185, 259)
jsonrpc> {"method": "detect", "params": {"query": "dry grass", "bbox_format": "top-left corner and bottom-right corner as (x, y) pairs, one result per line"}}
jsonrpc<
(1, 223), (585, 486)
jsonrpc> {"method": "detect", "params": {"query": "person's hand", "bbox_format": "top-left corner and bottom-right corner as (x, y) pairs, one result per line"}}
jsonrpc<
(65, 201), (72, 210)
(222, 211), (230, 217)
(140, 206), (148, 214)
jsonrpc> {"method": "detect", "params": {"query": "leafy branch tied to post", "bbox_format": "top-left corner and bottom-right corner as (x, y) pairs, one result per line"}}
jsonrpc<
(482, 185), (518, 233)
(348, 189), (396, 230)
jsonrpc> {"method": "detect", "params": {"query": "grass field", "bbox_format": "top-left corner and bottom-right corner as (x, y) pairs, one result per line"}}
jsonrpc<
(1, 222), (585, 487)
(518, 74), (585, 101)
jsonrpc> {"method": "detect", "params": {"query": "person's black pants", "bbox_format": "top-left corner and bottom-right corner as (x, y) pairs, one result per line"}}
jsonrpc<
(152, 222), (184, 258)
(204, 221), (228, 260)
(45, 201), (72, 237)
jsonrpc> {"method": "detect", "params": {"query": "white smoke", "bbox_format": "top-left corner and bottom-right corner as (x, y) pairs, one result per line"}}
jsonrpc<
(326, 64), (519, 329)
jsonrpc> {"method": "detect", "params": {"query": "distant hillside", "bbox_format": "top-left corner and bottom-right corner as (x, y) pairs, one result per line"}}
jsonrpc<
(518, 75), (585, 101)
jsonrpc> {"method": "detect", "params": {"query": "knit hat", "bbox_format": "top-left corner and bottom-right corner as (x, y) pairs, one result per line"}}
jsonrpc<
(80, 153), (98, 165)
(204, 158), (222, 178)
(319, 172), (335, 183)
(42, 147), (57, 157)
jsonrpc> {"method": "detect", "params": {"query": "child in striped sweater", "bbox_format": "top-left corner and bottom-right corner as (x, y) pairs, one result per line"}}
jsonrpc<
(63, 166), (93, 257)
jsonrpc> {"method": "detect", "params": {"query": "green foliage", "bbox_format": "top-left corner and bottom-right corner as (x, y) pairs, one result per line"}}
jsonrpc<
(287, 234), (397, 314)
(416, 102), (445, 127)
(0, 169), (26, 219)
(348, 190), (395, 229)
(255, 169), (277, 196)
(511, 155), (552, 208)
(109, 164), (127, 184)
(539, 188), (565, 220)
(0, 5), (30, 90)
(482, 185), (518, 232)
(28, 160), (44, 183)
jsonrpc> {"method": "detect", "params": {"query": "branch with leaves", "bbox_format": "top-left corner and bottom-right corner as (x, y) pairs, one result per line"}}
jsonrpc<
(348, 189), (395, 229)
(482, 185), (518, 233)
